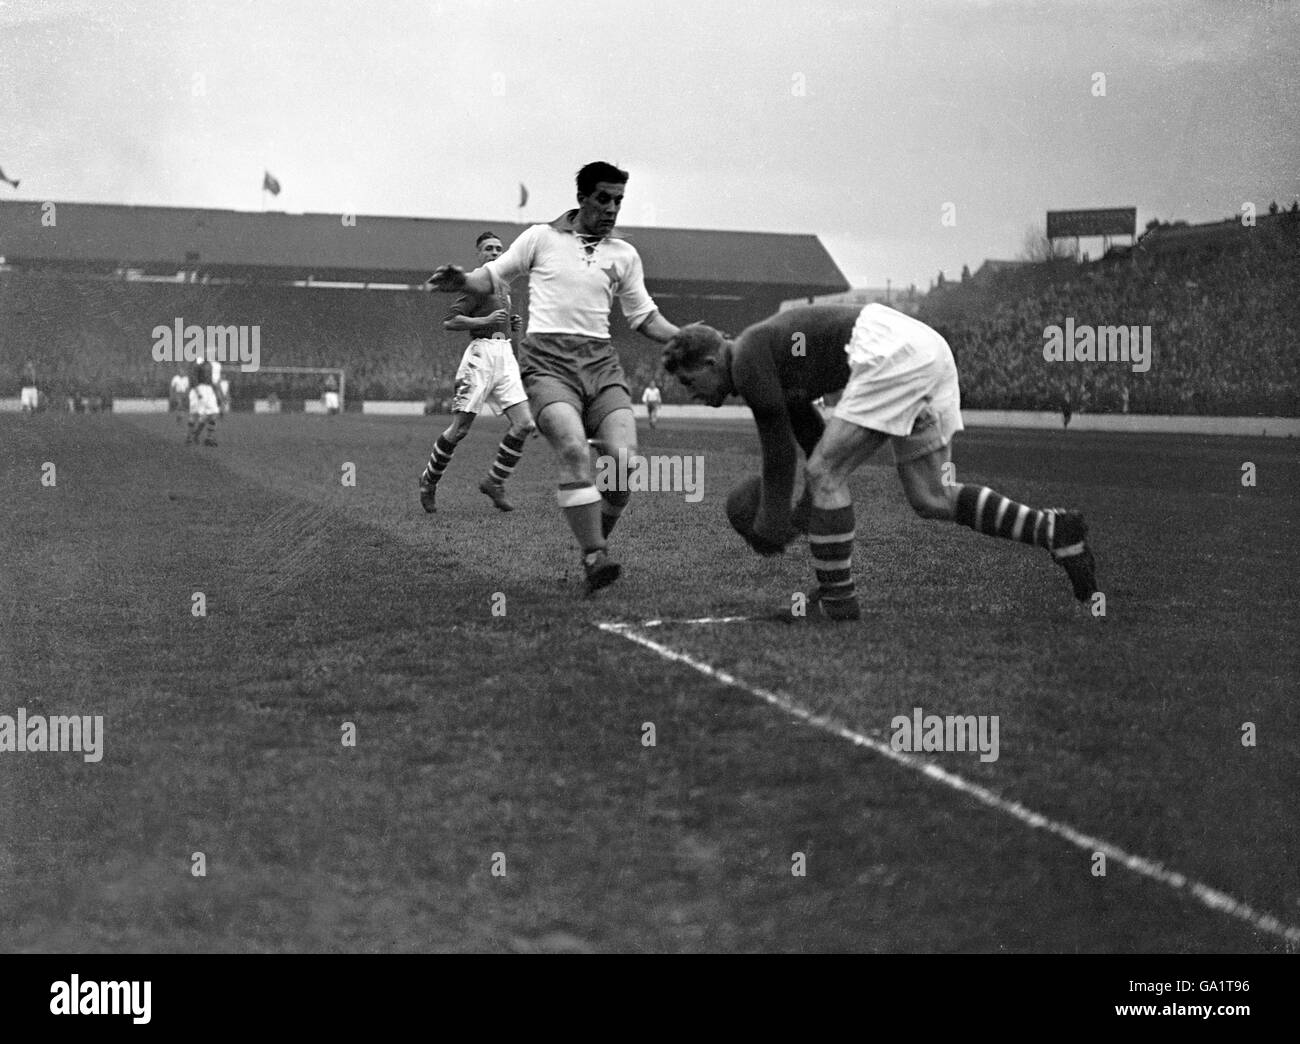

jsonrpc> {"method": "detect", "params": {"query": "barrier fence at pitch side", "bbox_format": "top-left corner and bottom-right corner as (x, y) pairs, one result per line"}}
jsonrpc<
(2, 398), (1296, 437)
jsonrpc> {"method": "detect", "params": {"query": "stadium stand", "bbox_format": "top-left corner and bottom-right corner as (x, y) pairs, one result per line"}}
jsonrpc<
(0, 201), (847, 407)
(920, 212), (1300, 416)
(2, 203), (1295, 415)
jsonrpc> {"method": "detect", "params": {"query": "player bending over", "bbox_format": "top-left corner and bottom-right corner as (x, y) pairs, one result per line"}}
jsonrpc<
(662, 303), (1097, 621)
(420, 231), (535, 513)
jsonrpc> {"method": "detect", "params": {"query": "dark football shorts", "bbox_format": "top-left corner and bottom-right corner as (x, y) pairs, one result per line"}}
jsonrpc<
(519, 333), (633, 435)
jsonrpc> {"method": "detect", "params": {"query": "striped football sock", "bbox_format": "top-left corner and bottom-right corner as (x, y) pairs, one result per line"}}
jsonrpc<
(600, 488), (630, 538)
(486, 431), (527, 485)
(809, 504), (856, 605)
(422, 434), (458, 486)
(557, 481), (604, 553)
(954, 485), (1055, 549)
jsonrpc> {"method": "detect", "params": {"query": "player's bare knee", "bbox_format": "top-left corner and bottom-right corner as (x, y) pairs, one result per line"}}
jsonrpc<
(806, 456), (845, 497)
(557, 437), (590, 470)
(510, 419), (537, 440)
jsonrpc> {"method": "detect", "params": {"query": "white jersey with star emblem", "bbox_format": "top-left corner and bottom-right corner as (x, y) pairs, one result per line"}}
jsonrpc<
(485, 213), (658, 339)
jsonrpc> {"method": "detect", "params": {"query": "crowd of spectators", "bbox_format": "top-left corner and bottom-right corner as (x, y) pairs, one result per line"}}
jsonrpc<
(922, 214), (1299, 416)
(4, 214), (1295, 417)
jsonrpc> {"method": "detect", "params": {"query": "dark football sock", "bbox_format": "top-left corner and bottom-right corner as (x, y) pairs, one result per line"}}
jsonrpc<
(954, 485), (1054, 549)
(809, 504), (856, 603)
(487, 431), (527, 485)
(600, 488), (631, 538)
(422, 434), (458, 486)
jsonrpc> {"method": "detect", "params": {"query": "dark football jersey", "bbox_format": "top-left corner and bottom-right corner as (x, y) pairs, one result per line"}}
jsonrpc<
(445, 281), (512, 343)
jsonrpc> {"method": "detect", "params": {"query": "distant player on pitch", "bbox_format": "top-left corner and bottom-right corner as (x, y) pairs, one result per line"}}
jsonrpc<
(426, 163), (682, 591)
(187, 361), (220, 446)
(641, 380), (662, 429)
(20, 359), (39, 414)
(323, 373), (341, 415)
(419, 231), (535, 513)
(662, 303), (1097, 620)
(169, 369), (190, 423)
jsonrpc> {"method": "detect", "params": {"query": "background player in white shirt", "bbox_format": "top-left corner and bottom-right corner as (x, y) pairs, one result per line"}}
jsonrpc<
(203, 355), (230, 415)
(641, 381), (662, 429)
(419, 232), (535, 513)
(187, 362), (220, 446)
(426, 162), (681, 592)
(20, 359), (39, 413)
(169, 370), (190, 422)
(322, 373), (341, 415)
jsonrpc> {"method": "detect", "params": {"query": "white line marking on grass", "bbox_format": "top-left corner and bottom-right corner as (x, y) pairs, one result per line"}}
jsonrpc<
(596, 620), (1300, 946)
(631, 616), (757, 628)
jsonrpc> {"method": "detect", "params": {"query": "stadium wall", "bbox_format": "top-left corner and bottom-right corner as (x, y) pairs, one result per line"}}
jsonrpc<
(8, 395), (1293, 437)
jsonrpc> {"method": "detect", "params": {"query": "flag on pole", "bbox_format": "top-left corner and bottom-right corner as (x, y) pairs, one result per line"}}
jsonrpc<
(0, 166), (19, 189)
(263, 171), (281, 195)
(518, 183), (528, 208)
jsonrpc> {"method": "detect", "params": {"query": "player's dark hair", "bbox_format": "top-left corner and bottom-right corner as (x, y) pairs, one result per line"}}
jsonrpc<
(475, 230), (502, 248)
(577, 161), (629, 196)
(662, 324), (727, 374)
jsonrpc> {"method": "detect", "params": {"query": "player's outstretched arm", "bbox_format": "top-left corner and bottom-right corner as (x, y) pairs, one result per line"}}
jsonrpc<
(750, 408), (800, 551)
(424, 265), (494, 295)
(732, 339), (799, 552)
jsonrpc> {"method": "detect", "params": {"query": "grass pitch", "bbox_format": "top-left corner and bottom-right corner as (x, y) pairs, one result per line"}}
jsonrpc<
(1, 410), (1295, 952)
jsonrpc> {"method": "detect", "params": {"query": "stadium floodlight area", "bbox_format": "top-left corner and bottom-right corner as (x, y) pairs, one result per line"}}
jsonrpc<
(250, 366), (346, 414)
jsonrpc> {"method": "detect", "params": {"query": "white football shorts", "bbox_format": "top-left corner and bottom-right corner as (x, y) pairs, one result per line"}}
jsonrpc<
(20, 386), (39, 409)
(832, 304), (964, 463)
(189, 385), (220, 417)
(452, 337), (527, 416)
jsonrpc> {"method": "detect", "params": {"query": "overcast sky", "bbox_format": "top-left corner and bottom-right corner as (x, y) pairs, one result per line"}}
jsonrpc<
(1, 0), (1296, 289)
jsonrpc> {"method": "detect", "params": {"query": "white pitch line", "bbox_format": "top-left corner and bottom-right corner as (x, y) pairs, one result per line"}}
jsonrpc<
(630, 616), (757, 629)
(596, 620), (1300, 946)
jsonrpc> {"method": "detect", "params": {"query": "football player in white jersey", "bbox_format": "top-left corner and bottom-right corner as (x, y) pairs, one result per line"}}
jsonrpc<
(20, 359), (39, 413)
(641, 382), (663, 429)
(186, 362), (220, 446)
(169, 370), (190, 422)
(426, 162), (682, 592)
